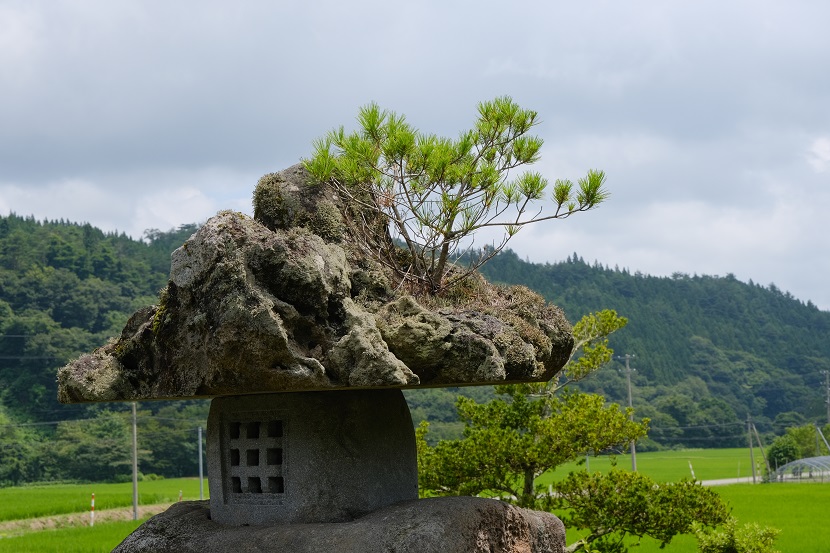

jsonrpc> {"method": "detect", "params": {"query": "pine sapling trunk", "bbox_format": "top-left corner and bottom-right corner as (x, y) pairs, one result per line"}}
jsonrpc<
(430, 240), (452, 294)
(521, 467), (536, 508)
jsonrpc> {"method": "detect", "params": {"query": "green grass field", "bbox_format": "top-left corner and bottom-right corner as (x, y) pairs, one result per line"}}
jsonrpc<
(0, 478), (206, 522)
(543, 448), (827, 552)
(0, 519), (147, 552)
(0, 452), (825, 552)
(581, 483), (830, 553)
(539, 448), (756, 485)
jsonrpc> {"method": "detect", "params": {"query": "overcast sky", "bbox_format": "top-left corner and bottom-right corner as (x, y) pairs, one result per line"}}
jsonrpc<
(1, 0), (828, 309)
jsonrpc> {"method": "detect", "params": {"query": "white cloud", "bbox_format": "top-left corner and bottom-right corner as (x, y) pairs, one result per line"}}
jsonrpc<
(0, 165), (257, 239)
(807, 137), (830, 172)
(540, 132), (678, 178)
(0, 5), (45, 95)
(2, 0), (830, 310)
(504, 190), (829, 309)
(0, 178), (127, 228)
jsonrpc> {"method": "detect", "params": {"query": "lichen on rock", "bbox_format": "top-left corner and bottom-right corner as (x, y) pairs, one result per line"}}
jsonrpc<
(58, 164), (574, 402)
(253, 166), (345, 242)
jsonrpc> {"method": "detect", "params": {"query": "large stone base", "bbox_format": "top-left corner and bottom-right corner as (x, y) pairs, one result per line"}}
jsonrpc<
(113, 497), (566, 553)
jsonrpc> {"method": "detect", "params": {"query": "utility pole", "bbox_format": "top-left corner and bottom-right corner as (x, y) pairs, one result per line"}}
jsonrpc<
(748, 415), (756, 484)
(198, 426), (204, 500)
(816, 424), (830, 454)
(752, 422), (770, 478)
(822, 370), (830, 425)
(616, 354), (637, 472)
(131, 402), (139, 521)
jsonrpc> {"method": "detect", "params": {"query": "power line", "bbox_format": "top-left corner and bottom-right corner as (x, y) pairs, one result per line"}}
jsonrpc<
(0, 418), (100, 428)
(649, 421), (745, 431)
(0, 415), (207, 429)
(0, 356), (63, 360)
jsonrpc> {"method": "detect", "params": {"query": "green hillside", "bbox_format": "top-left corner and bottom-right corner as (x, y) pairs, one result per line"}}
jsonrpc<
(476, 250), (830, 447)
(2, 213), (829, 484)
(0, 214), (207, 485)
(0, 214), (198, 419)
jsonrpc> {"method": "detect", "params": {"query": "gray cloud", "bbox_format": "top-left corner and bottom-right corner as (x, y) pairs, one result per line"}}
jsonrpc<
(1, 0), (828, 308)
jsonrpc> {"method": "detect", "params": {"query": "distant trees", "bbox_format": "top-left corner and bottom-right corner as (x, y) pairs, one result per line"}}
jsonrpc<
(48, 410), (140, 482)
(766, 423), (830, 470)
(137, 403), (209, 478)
(0, 403), (208, 486)
(478, 249), (830, 446)
(0, 215), (207, 485)
(0, 405), (40, 486)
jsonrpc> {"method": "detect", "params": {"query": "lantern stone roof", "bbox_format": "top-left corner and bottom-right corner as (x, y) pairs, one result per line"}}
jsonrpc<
(58, 165), (573, 402)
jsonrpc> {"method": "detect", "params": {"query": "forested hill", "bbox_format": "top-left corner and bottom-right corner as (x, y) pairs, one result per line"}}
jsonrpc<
(2, 213), (829, 452)
(0, 214), (198, 421)
(0, 215), (211, 485)
(478, 250), (830, 444)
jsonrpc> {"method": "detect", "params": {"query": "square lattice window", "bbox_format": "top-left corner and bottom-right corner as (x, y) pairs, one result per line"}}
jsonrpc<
(223, 413), (286, 502)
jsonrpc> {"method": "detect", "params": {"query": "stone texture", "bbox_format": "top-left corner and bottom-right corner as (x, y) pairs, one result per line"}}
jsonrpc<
(113, 497), (566, 553)
(253, 165), (349, 243)
(58, 165), (574, 402)
(207, 390), (417, 525)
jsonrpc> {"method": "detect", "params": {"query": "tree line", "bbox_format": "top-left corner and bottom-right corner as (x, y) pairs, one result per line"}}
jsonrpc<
(0, 214), (207, 484)
(476, 250), (830, 447)
(0, 400), (207, 486)
(2, 212), (830, 483)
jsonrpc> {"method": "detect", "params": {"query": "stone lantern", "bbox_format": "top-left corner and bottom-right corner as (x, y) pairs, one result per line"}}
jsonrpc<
(58, 165), (573, 552)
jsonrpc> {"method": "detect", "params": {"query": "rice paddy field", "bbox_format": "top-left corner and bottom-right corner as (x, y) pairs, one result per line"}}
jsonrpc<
(540, 447), (757, 485)
(0, 477), (206, 522)
(0, 520), (146, 553)
(0, 452), (826, 552)
(0, 478), (206, 552)
(579, 483), (830, 553)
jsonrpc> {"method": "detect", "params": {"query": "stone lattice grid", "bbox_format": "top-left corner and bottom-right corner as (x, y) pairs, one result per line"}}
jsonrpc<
(227, 419), (285, 497)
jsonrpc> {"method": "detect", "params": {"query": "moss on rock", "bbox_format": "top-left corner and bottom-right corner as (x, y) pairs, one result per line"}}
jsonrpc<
(253, 165), (345, 242)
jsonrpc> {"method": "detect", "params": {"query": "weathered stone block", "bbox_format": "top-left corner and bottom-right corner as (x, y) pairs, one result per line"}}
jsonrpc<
(207, 390), (417, 525)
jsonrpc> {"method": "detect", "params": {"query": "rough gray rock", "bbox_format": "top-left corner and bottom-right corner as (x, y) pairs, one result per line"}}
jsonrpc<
(58, 167), (573, 402)
(113, 497), (566, 553)
(253, 164), (348, 243)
